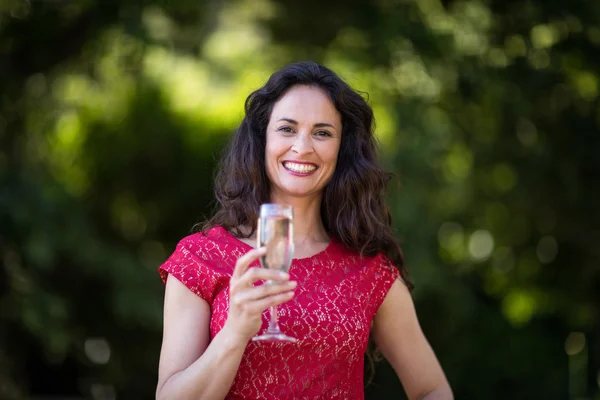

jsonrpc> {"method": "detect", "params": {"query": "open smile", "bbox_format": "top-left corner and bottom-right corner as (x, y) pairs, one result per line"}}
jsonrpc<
(282, 161), (318, 176)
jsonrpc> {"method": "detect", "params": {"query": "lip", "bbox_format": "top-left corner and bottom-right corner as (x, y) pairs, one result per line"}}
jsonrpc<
(282, 160), (319, 176)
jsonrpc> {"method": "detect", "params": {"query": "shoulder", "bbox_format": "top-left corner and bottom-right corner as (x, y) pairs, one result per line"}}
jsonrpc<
(162, 226), (247, 271)
(332, 240), (396, 269)
(330, 242), (400, 280)
(174, 225), (253, 266)
(365, 253), (399, 284)
(159, 226), (238, 300)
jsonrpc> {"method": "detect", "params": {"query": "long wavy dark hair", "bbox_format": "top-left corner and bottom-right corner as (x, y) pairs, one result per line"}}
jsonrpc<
(203, 61), (409, 282)
(201, 60), (412, 379)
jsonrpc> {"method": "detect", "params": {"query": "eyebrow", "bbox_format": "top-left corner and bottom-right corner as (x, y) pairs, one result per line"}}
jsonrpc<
(277, 118), (336, 129)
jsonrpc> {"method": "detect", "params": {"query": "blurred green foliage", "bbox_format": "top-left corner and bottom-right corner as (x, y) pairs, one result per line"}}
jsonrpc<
(1, 0), (599, 399)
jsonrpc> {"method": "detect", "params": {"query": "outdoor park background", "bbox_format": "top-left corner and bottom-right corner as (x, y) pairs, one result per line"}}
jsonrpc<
(1, 0), (599, 399)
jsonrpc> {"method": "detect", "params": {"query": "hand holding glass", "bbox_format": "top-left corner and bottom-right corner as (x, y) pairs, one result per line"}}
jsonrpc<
(252, 203), (297, 342)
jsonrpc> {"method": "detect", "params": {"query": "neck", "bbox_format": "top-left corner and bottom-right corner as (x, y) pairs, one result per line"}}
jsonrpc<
(269, 192), (329, 244)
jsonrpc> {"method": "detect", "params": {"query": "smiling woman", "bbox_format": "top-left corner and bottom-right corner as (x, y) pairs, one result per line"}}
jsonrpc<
(155, 61), (453, 400)
(266, 85), (342, 200)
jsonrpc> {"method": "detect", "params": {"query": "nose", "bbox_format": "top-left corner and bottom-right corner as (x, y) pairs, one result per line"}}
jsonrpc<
(291, 132), (314, 154)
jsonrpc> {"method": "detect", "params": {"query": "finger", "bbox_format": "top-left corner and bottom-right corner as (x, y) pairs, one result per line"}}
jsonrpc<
(234, 280), (297, 303)
(246, 291), (295, 313)
(230, 269), (290, 297)
(239, 267), (290, 287)
(232, 247), (267, 279)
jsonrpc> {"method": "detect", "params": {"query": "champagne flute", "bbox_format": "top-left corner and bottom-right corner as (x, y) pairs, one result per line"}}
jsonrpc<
(252, 203), (297, 342)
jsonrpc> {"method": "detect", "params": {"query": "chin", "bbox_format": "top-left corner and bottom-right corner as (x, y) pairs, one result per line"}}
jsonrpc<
(277, 186), (322, 198)
(285, 189), (316, 197)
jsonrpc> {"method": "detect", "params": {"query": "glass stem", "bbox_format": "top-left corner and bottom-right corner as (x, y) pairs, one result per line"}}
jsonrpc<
(267, 305), (280, 333)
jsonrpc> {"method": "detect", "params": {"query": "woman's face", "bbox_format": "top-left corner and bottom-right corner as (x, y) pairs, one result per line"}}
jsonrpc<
(265, 85), (342, 202)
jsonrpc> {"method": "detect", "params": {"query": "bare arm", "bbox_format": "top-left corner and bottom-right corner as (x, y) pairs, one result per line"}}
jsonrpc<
(156, 276), (246, 400)
(156, 247), (296, 400)
(372, 280), (453, 400)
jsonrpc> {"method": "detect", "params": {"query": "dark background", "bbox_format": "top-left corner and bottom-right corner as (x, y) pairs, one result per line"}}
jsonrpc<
(1, 0), (599, 399)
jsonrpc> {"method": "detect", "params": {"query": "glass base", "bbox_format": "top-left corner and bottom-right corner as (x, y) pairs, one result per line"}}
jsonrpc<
(252, 331), (297, 343)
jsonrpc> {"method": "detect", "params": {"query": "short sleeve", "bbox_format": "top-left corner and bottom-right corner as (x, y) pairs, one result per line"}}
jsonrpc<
(366, 253), (400, 318)
(158, 234), (231, 304)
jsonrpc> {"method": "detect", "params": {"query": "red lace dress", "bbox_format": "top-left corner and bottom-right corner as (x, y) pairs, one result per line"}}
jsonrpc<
(159, 226), (399, 400)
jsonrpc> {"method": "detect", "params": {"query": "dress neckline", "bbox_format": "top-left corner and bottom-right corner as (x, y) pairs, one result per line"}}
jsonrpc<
(216, 226), (334, 261)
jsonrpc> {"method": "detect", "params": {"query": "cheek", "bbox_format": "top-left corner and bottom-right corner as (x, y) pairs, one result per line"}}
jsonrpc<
(323, 144), (341, 166)
(264, 135), (276, 161)
(265, 134), (285, 157)
(265, 137), (286, 178)
(265, 145), (281, 168)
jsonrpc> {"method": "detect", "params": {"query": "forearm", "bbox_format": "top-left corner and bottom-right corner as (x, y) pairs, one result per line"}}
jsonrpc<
(157, 328), (247, 400)
(418, 386), (454, 400)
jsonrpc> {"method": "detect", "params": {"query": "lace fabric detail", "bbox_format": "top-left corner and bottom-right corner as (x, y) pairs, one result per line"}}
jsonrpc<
(159, 226), (399, 400)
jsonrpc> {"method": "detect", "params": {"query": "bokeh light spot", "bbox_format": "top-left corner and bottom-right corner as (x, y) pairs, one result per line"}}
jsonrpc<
(565, 332), (586, 356)
(587, 27), (600, 46)
(438, 222), (466, 262)
(487, 48), (509, 67)
(528, 49), (550, 69)
(504, 35), (527, 57)
(469, 230), (494, 261)
(443, 144), (473, 181)
(502, 290), (537, 325)
(91, 383), (116, 400)
(516, 118), (538, 147)
(530, 24), (559, 49)
(85, 338), (111, 365)
(142, 6), (173, 41)
(571, 71), (598, 100)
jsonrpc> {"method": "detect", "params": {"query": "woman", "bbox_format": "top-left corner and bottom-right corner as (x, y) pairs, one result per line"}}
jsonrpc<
(156, 61), (452, 400)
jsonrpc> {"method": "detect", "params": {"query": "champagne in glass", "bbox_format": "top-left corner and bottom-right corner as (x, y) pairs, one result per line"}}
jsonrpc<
(252, 203), (297, 342)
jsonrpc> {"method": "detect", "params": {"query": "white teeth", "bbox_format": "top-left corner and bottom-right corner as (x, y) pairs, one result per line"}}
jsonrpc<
(283, 162), (317, 173)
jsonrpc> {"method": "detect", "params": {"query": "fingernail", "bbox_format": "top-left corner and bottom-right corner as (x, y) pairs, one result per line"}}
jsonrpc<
(289, 281), (297, 287)
(278, 271), (289, 279)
